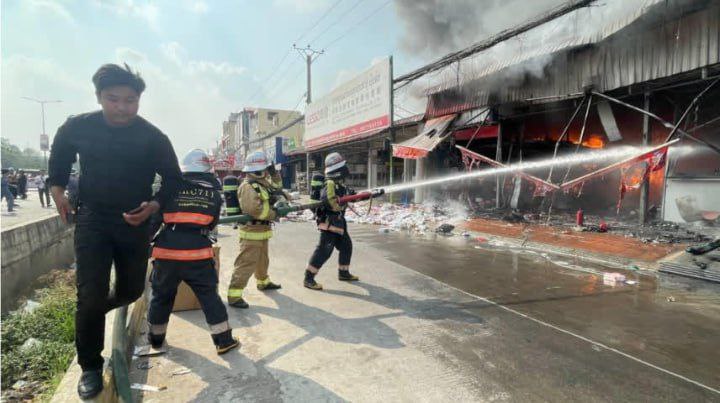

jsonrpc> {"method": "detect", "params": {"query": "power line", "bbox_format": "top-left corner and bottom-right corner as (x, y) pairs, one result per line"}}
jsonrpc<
(394, 0), (596, 87)
(323, 0), (392, 50)
(263, 62), (306, 103)
(294, 0), (345, 46)
(243, 0), (344, 107)
(307, 0), (364, 46)
(244, 47), (292, 106)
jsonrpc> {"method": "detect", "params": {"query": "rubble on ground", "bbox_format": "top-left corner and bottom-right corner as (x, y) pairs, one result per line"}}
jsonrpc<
(285, 197), (716, 244)
(472, 208), (716, 244)
(285, 199), (468, 234)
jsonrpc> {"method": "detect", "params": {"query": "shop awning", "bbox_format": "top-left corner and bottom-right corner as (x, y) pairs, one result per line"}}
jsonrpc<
(453, 124), (499, 141)
(392, 114), (457, 159)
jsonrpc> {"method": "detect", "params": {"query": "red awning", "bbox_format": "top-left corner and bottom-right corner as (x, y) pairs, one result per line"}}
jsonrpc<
(453, 125), (499, 141)
(456, 145), (560, 196)
(392, 114), (457, 159)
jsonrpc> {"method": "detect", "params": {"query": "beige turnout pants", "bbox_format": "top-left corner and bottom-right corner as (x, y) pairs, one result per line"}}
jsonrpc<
(228, 239), (269, 302)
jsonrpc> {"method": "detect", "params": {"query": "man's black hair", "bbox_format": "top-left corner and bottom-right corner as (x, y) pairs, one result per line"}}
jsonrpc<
(92, 63), (146, 95)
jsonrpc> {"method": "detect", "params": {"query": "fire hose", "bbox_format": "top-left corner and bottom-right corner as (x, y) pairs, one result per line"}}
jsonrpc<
(217, 188), (385, 225)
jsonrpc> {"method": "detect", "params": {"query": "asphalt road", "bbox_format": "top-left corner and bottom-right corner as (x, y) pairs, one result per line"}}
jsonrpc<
(129, 222), (720, 402)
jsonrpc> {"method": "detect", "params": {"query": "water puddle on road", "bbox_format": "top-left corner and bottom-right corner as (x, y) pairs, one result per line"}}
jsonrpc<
(351, 224), (720, 317)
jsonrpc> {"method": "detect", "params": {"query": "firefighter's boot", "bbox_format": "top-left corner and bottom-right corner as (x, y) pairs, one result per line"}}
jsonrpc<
(303, 270), (323, 290)
(338, 269), (359, 282)
(257, 277), (282, 291)
(228, 297), (249, 309)
(212, 330), (240, 355)
(148, 332), (165, 349)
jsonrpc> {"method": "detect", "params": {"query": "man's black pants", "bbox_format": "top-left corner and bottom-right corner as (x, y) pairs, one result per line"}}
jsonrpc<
(308, 230), (353, 269)
(74, 208), (150, 371)
(148, 259), (229, 337)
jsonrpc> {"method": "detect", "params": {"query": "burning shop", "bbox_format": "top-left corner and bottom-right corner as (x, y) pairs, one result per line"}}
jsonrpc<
(392, 0), (720, 224)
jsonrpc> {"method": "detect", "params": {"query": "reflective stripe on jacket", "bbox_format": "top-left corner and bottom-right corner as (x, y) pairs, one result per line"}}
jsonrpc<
(152, 246), (214, 261)
(163, 212), (214, 225)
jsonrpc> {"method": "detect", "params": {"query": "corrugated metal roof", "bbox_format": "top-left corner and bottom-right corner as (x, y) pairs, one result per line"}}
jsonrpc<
(426, 0), (665, 94)
(426, 0), (720, 116)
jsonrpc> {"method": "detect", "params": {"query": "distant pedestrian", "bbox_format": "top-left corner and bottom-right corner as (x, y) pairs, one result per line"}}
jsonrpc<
(48, 63), (182, 400)
(1, 169), (15, 212)
(8, 169), (18, 199)
(67, 170), (79, 207)
(17, 170), (28, 199)
(35, 170), (51, 207)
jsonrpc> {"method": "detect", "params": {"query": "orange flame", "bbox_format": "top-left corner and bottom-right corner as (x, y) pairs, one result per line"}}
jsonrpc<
(582, 136), (605, 149)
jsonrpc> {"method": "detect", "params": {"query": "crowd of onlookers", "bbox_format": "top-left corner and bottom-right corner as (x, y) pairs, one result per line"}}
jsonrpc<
(1, 168), (78, 214)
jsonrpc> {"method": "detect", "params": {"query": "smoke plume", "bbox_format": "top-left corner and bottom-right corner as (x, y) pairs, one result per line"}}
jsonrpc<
(394, 0), (566, 57)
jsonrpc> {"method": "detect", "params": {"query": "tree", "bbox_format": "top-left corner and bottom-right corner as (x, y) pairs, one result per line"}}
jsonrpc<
(1, 138), (45, 169)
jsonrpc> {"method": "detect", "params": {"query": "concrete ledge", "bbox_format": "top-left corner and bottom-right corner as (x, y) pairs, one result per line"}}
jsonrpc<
(1, 215), (74, 313)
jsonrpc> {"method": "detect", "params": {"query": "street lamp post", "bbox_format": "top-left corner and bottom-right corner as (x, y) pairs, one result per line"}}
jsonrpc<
(22, 97), (62, 170)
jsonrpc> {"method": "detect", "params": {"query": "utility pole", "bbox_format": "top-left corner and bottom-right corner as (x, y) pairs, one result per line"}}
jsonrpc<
(294, 44), (323, 193)
(22, 97), (62, 170)
(293, 44), (323, 104)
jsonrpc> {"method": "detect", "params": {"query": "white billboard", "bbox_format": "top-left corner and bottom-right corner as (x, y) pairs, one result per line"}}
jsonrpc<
(304, 57), (391, 151)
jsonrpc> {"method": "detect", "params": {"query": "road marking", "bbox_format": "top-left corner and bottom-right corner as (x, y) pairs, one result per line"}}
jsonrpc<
(406, 268), (720, 395)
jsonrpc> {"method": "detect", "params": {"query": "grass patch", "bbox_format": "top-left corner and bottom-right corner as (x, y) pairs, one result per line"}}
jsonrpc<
(1, 270), (76, 401)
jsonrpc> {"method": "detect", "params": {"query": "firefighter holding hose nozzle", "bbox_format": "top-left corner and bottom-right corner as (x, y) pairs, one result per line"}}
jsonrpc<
(304, 152), (359, 290)
(227, 151), (282, 308)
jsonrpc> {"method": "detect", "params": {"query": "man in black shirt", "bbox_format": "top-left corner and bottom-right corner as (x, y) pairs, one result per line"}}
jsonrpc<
(48, 63), (182, 399)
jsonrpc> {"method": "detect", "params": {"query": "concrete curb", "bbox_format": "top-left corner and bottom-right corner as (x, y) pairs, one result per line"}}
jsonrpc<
(1, 215), (74, 313)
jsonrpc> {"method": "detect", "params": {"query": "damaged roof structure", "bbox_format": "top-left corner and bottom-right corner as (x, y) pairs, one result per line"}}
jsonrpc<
(392, 0), (720, 227)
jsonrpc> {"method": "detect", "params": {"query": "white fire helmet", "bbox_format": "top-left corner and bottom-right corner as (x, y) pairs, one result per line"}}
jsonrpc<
(243, 151), (272, 173)
(180, 149), (213, 173)
(324, 152), (346, 176)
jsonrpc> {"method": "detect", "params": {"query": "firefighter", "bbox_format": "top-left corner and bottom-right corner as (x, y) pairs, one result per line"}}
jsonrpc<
(222, 173), (241, 229)
(227, 151), (281, 308)
(309, 171), (325, 202)
(147, 149), (239, 355)
(304, 152), (359, 290)
(222, 174), (241, 216)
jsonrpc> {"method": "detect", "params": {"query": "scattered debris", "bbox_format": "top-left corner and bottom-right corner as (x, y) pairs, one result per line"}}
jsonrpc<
(603, 272), (626, 286)
(686, 239), (720, 255)
(171, 367), (192, 376)
(667, 296), (676, 302)
(12, 380), (28, 390)
(136, 361), (153, 370)
(598, 221), (608, 233)
(502, 212), (525, 223)
(21, 299), (40, 314)
(19, 338), (42, 353)
(461, 231), (471, 237)
(134, 344), (168, 357)
(131, 383), (167, 392)
(693, 260), (708, 270)
(435, 223), (455, 234)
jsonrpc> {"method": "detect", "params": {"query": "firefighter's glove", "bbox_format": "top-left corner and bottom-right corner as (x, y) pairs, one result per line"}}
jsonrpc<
(273, 201), (289, 209)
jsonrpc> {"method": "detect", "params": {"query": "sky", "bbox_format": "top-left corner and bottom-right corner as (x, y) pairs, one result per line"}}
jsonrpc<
(1, 0), (562, 154)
